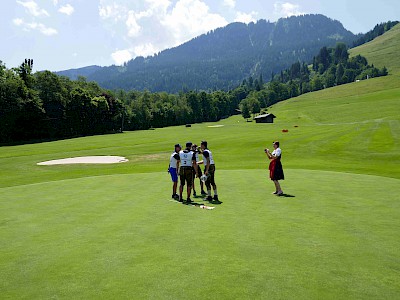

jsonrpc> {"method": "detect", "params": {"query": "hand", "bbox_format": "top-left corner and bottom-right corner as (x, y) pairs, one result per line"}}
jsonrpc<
(205, 170), (209, 176)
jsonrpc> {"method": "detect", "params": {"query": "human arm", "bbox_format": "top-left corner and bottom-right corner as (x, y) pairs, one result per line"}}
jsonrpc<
(176, 154), (181, 175)
(192, 154), (199, 177)
(265, 148), (281, 160)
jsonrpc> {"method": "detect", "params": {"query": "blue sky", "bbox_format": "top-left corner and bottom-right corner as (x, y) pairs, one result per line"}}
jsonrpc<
(1, 0), (398, 71)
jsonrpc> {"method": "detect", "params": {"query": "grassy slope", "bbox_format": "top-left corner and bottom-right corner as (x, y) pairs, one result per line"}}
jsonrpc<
(0, 24), (399, 299)
(349, 23), (400, 75)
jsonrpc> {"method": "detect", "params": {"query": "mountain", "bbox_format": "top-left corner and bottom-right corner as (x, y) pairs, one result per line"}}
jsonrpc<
(56, 65), (102, 80)
(56, 14), (358, 93)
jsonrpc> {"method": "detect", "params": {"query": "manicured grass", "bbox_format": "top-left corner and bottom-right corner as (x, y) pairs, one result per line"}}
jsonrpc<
(1, 25), (400, 299)
(1, 170), (399, 299)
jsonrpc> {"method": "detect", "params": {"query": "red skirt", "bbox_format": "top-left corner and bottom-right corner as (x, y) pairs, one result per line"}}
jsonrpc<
(269, 159), (284, 181)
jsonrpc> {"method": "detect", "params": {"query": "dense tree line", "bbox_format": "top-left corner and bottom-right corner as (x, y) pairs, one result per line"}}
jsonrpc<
(0, 60), (246, 143)
(238, 43), (388, 118)
(0, 60), (124, 143)
(352, 21), (399, 47)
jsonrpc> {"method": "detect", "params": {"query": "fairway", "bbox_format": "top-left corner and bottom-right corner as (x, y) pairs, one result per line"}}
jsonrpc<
(1, 27), (400, 299)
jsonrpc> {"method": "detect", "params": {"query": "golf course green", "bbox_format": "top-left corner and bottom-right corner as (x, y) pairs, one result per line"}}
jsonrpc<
(1, 26), (399, 299)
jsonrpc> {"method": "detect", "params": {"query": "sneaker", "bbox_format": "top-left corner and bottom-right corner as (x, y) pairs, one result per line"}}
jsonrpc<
(276, 191), (284, 196)
(178, 197), (183, 202)
(201, 190), (207, 195)
(206, 196), (213, 201)
(193, 191), (197, 197)
(272, 191), (278, 195)
(186, 198), (192, 203)
(213, 195), (219, 201)
(172, 194), (179, 199)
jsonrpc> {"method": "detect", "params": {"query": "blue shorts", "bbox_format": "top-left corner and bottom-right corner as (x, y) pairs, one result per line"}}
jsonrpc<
(169, 167), (178, 182)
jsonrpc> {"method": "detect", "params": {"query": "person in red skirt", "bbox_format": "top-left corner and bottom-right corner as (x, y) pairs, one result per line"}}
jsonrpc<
(265, 141), (284, 196)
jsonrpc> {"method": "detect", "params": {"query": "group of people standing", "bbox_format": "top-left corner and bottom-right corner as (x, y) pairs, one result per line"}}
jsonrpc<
(168, 139), (285, 204)
(168, 140), (218, 204)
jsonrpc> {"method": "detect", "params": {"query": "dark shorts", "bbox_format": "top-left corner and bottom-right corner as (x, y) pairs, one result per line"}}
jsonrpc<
(169, 167), (178, 182)
(180, 167), (193, 187)
(204, 165), (216, 188)
(192, 166), (202, 180)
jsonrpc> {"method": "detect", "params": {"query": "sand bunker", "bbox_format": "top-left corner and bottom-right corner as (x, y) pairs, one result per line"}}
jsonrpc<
(37, 156), (129, 165)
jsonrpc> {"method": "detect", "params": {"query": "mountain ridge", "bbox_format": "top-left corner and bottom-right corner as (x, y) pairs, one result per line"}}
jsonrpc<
(57, 14), (358, 92)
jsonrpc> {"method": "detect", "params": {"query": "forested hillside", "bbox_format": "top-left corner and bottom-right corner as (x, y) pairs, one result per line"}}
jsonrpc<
(2, 20), (397, 144)
(57, 14), (357, 93)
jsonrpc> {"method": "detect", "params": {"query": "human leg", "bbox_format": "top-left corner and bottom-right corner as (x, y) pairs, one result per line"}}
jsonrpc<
(184, 168), (193, 202)
(169, 168), (179, 198)
(192, 168), (196, 196)
(208, 165), (218, 200)
(179, 169), (185, 201)
(274, 180), (283, 195)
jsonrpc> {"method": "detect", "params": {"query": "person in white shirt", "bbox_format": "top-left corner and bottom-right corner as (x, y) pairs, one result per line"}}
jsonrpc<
(191, 144), (206, 197)
(168, 144), (181, 199)
(265, 141), (285, 196)
(178, 142), (198, 203)
(200, 140), (218, 202)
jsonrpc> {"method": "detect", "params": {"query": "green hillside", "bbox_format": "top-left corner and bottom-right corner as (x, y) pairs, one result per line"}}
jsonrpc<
(1, 22), (399, 300)
(350, 23), (400, 75)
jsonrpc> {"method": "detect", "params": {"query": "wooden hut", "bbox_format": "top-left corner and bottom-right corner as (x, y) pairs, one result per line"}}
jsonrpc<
(254, 113), (276, 123)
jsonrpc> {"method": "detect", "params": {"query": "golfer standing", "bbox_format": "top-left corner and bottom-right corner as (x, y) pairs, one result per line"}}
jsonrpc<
(191, 144), (206, 197)
(265, 141), (284, 195)
(178, 142), (198, 203)
(168, 143), (181, 199)
(200, 140), (218, 201)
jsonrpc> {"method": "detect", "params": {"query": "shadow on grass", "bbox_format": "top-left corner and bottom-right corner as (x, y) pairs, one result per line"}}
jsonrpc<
(191, 194), (223, 205)
(169, 197), (223, 206)
(278, 193), (295, 198)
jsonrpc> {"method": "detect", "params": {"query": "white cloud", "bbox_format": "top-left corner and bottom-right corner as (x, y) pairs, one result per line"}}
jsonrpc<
(13, 18), (24, 26)
(99, 2), (125, 21)
(133, 43), (157, 57)
(145, 0), (171, 11)
(111, 49), (132, 65)
(16, 0), (50, 17)
(223, 0), (235, 9)
(59, 4), (74, 16)
(100, 0), (228, 62)
(53, 0), (58, 6)
(162, 0), (227, 45)
(234, 11), (258, 24)
(274, 2), (304, 17)
(126, 11), (141, 37)
(35, 23), (58, 35)
(12, 18), (57, 36)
